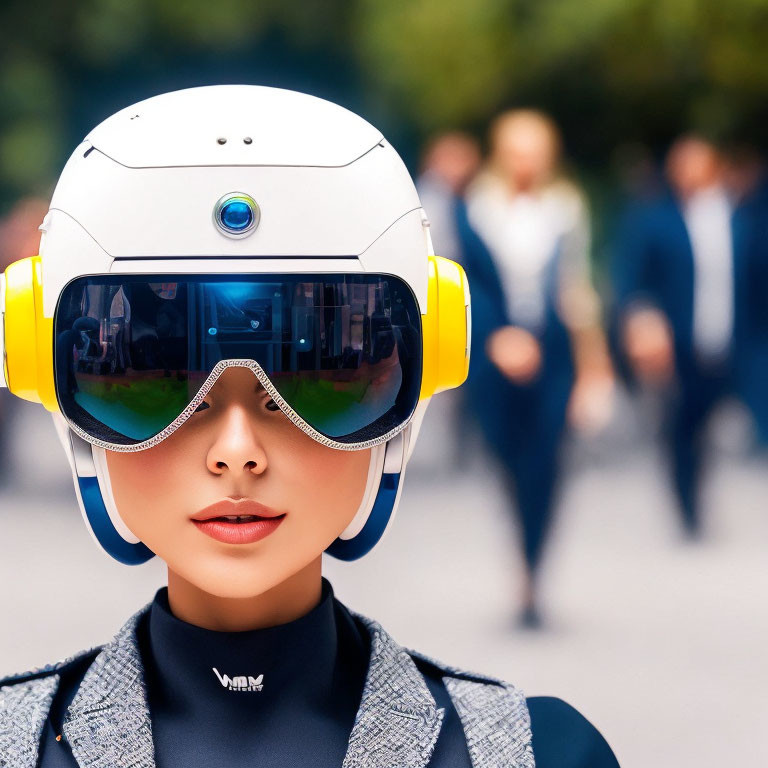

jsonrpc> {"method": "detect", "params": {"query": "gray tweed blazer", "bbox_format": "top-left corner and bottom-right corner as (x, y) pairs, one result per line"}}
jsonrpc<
(0, 603), (534, 768)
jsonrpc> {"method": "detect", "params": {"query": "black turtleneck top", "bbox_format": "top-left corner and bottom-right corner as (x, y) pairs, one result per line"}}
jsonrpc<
(38, 579), (619, 767)
(144, 578), (368, 767)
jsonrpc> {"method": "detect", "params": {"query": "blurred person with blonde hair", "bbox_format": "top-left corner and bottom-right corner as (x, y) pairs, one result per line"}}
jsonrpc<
(458, 109), (613, 627)
(612, 135), (768, 536)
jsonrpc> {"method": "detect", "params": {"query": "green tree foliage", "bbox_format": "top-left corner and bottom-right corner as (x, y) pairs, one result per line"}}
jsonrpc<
(353, 0), (515, 131)
(2, 0), (768, 206)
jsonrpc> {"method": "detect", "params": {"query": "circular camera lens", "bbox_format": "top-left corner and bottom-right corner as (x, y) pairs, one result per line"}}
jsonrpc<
(220, 200), (253, 232)
(214, 193), (260, 237)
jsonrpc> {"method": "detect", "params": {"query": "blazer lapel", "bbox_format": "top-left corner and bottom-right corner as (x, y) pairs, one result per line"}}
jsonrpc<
(343, 615), (444, 768)
(62, 604), (155, 768)
(0, 675), (59, 768)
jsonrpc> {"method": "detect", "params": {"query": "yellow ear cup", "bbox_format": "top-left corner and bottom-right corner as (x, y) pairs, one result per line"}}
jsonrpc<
(420, 254), (471, 399)
(3, 256), (57, 410)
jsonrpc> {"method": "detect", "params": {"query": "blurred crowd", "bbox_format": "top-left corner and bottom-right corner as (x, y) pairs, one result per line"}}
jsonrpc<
(416, 114), (768, 626)
(2, 115), (767, 629)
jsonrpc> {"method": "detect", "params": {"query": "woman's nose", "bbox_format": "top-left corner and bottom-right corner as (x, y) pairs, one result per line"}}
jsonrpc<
(205, 403), (268, 477)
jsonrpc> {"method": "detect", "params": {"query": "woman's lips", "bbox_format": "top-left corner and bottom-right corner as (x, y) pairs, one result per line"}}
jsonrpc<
(191, 499), (285, 545)
(192, 518), (284, 545)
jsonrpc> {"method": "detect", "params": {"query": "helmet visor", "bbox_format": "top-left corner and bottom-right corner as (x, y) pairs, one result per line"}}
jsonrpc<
(54, 273), (422, 450)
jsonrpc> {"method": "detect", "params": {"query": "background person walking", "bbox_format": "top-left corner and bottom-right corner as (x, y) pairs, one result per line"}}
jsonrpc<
(459, 109), (612, 627)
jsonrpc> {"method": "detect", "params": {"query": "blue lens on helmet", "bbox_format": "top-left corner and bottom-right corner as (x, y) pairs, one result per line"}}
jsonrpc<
(214, 193), (259, 236)
(220, 200), (252, 231)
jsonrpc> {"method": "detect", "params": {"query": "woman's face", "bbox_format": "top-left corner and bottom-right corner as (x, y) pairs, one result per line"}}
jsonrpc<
(105, 367), (371, 598)
(495, 119), (558, 192)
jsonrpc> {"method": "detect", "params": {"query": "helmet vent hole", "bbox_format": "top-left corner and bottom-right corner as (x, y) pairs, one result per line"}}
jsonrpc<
(217, 137), (227, 145)
(243, 137), (253, 144)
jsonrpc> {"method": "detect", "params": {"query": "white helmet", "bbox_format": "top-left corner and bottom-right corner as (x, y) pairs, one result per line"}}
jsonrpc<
(0, 85), (470, 563)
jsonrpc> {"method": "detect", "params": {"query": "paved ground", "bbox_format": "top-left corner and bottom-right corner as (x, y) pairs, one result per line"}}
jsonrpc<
(1, 389), (766, 768)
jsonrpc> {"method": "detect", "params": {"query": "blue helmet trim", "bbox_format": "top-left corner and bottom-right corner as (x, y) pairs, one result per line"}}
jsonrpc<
(325, 472), (400, 561)
(77, 476), (154, 565)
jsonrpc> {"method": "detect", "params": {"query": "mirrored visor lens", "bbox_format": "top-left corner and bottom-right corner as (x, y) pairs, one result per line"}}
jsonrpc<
(54, 274), (422, 446)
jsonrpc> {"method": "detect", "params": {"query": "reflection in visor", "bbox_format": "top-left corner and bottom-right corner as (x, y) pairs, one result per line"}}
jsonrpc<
(54, 274), (422, 447)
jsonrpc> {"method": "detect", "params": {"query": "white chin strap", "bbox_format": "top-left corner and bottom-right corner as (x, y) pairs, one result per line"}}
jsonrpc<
(51, 412), (153, 565)
(338, 442), (388, 540)
(90, 446), (142, 544)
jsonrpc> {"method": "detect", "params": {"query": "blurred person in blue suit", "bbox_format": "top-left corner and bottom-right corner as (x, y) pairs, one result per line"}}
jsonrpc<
(459, 110), (613, 627)
(416, 133), (483, 471)
(612, 136), (768, 536)
(721, 144), (768, 446)
(416, 132), (482, 266)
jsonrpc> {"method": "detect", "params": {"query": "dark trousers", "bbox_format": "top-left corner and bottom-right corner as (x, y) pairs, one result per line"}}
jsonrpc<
(666, 364), (731, 532)
(467, 370), (571, 575)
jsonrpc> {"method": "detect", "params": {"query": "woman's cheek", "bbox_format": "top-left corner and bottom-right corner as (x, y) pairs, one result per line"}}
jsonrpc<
(286, 445), (370, 525)
(107, 447), (185, 536)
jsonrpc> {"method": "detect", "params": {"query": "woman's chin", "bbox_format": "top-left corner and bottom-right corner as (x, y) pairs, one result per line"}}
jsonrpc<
(166, 554), (289, 601)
